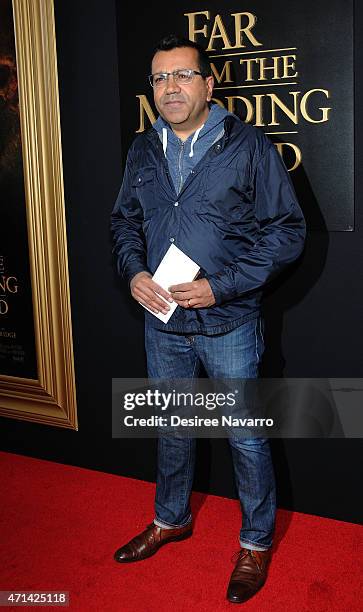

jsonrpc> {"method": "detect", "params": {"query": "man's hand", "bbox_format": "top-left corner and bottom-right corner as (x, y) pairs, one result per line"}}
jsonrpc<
(130, 271), (173, 314)
(168, 278), (216, 309)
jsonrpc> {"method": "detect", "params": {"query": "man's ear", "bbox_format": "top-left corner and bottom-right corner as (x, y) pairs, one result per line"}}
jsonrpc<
(206, 75), (214, 102)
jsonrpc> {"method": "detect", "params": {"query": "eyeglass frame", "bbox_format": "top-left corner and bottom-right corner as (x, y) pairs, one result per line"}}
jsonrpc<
(148, 68), (205, 88)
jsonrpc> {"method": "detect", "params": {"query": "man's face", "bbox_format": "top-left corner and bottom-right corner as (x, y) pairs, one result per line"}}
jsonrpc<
(151, 47), (214, 135)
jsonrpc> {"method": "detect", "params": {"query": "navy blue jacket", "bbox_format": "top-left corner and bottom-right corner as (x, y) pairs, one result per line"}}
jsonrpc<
(111, 114), (306, 334)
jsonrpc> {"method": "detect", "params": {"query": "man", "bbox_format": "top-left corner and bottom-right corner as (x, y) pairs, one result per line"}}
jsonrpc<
(111, 34), (306, 604)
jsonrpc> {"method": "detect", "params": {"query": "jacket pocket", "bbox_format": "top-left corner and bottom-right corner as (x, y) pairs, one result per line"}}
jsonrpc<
(197, 162), (252, 220)
(131, 166), (156, 220)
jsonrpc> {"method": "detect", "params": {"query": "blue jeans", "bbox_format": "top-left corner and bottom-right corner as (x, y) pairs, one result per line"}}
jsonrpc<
(145, 317), (276, 551)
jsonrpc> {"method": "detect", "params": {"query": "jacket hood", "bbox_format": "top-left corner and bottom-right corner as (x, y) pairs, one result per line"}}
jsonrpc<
(153, 103), (233, 157)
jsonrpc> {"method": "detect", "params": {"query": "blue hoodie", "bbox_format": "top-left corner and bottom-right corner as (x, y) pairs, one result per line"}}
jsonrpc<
(153, 104), (232, 194)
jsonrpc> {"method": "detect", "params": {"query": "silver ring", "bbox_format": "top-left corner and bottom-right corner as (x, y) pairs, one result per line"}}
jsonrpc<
(188, 299), (191, 307)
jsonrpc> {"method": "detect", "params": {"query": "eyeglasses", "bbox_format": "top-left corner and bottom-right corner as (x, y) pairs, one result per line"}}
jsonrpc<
(148, 69), (204, 88)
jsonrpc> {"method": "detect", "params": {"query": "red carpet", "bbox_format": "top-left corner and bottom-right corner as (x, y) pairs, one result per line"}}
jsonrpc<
(0, 451), (362, 611)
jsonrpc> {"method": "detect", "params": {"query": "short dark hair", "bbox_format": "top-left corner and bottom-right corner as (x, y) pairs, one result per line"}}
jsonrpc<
(153, 34), (211, 77)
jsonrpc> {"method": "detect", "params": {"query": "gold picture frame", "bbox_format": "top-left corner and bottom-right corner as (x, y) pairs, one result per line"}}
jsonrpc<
(0, 0), (78, 429)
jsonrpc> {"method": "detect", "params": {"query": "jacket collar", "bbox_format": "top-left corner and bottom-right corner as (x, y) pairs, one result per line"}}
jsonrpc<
(145, 113), (237, 146)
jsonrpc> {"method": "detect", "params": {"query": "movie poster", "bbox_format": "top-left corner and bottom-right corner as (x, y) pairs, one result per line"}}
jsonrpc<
(0, 0), (37, 379)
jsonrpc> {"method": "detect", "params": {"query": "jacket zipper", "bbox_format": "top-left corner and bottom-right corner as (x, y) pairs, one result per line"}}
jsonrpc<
(149, 130), (227, 200)
(177, 140), (185, 194)
(175, 134), (226, 200)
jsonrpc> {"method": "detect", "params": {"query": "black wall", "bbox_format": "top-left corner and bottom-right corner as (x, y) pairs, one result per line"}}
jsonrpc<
(0, 0), (362, 524)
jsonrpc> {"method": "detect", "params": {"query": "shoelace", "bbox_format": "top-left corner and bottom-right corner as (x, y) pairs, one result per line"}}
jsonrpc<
(231, 549), (250, 564)
(231, 549), (263, 572)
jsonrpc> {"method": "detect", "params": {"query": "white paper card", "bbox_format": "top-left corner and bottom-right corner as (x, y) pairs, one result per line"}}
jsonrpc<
(140, 244), (200, 323)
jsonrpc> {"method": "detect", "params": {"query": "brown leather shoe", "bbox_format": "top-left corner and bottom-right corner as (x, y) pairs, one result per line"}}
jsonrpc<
(114, 522), (192, 563)
(226, 548), (271, 603)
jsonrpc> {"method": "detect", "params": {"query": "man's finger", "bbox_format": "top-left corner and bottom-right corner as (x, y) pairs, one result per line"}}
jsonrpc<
(138, 279), (173, 303)
(170, 289), (195, 300)
(133, 277), (173, 303)
(149, 299), (170, 314)
(169, 282), (194, 292)
(137, 299), (159, 314)
(133, 287), (171, 311)
(151, 282), (174, 302)
(138, 296), (170, 314)
(190, 301), (204, 308)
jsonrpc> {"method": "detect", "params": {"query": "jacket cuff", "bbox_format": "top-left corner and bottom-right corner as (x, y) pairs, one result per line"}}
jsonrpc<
(124, 260), (150, 286)
(205, 273), (237, 306)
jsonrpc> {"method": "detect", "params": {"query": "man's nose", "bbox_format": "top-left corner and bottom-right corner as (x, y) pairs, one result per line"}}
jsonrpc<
(164, 74), (181, 94)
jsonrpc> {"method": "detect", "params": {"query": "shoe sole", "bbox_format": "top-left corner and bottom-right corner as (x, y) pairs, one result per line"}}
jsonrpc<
(114, 530), (193, 563)
(226, 578), (266, 604)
